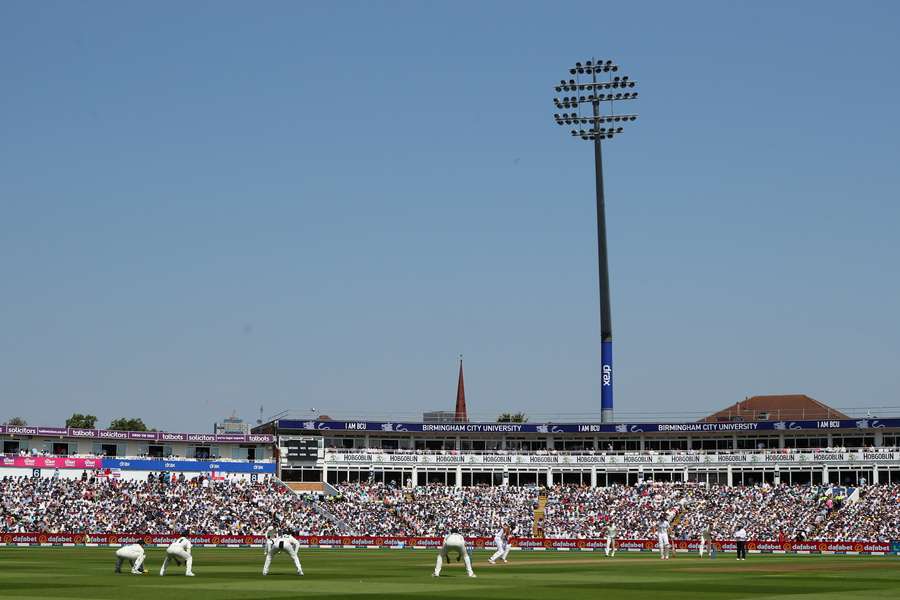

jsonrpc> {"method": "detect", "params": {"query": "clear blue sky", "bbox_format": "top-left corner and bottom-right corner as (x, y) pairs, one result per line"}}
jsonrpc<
(2, 1), (899, 431)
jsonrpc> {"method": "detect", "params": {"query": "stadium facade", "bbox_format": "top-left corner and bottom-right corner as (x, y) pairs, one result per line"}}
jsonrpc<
(266, 416), (900, 488)
(0, 425), (275, 478)
(4, 394), (899, 487)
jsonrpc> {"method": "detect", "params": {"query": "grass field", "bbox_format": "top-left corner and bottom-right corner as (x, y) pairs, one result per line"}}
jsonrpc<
(1, 547), (899, 600)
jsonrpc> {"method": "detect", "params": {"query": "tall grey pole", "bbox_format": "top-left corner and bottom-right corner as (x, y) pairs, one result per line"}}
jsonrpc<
(593, 104), (614, 423)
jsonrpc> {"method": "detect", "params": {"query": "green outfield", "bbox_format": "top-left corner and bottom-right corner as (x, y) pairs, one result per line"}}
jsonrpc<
(1, 548), (899, 600)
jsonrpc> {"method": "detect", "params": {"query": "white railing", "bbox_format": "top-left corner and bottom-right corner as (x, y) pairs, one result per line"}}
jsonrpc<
(323, 446), (898, 456)
(323, 449), (900, 466)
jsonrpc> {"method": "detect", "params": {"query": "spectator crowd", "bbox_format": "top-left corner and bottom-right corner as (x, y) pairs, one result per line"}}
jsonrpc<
(0, 474), (340, 536)
(3, 474), (899, 542)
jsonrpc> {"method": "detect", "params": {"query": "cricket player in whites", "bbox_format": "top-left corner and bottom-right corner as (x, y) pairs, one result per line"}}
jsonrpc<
(263, 529), (304, 576)
(605, 523), (618, 557)
(488, 524), (511, 564)
(114, 540), (147, 574)
(698, 525), (712, 558)
(433, 531), (476, 578)
(656, 515), (672, 560)
(160, 534), (194, 576)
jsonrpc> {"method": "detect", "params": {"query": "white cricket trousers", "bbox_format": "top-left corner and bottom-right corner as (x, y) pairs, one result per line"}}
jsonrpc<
(490, 539), (510, 562)
(263, 542), (303, 575)
(160, 548), (193, 575)
(434, 542), (474, 577)
(115, 548), (145, 573)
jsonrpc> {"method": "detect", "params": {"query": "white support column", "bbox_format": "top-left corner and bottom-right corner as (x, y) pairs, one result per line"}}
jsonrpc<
(727, 465), (733, 486)
(455, 466), (463, 488)
(411, 466), (418, 488)
(872, 468), (879, 484)
(874, 430), (884, 447)
(822, 464), (828, 485)
(590, 468), (598, 488)
(546, 468), (553, 488)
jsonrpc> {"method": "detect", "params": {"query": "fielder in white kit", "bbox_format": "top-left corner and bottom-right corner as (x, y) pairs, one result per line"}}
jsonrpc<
(160, 535), (194, 576)
(263, 531), (304, 576)
(114, 540), (146, 574)
(699, 525), (712, 557)
(656, 515), (671, 560)
(433, 532), (476, 578)
(605, 523), (618, 557)
(488, 524), (511, 564)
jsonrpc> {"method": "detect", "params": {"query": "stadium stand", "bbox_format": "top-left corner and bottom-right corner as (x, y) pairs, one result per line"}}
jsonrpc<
(0, 475), (337, 536)
(3, 475), (899, 542)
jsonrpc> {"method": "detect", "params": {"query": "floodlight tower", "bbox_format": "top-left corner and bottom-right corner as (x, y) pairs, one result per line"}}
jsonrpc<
(553, 59), (638, 423)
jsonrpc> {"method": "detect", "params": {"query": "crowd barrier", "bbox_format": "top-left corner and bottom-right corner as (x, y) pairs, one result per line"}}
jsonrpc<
(0, 456), (275, 474)
(325, 450), (900, 465)
(1, 457), (103, 469)
(0, 534), (894, 554)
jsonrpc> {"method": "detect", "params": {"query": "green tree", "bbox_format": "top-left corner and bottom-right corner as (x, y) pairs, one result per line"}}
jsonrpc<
(65, 413), (98, 429)
(108, 417), (151, 431)
(5, 417), (27, 426)
(496, 412), (528, 423)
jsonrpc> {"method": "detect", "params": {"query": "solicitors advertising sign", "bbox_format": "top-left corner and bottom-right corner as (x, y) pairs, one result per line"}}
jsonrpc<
(0, 425), (273, 444)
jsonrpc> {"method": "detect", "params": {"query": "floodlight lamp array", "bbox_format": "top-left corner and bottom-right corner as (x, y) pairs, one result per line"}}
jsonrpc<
(554, 114), (637, 126)
(552, 58), (639, 142)
(555, 76), (636, 93)
(571, 127), (625, 141)
(553, 92), (638, 109)
(569, 60), (619, 75)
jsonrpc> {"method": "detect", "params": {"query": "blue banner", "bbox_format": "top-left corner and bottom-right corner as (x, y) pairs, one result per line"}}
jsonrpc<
(277, 418), (900, 434)
(601, 341), (613, 413)
(101, 458), (275, 473)
(892, 541), (900, 555)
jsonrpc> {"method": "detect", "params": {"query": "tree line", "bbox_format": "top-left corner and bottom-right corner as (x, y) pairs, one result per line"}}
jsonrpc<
(496, 412), (528, 423)
(3, 414), (153, 431)
(5, 412), (525, 430)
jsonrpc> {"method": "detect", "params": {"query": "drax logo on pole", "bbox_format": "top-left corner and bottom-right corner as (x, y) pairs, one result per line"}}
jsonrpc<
(553, 59), (639, 423)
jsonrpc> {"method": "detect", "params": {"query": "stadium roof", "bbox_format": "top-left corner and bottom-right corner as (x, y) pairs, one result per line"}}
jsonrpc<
(700, 394), (849, 423)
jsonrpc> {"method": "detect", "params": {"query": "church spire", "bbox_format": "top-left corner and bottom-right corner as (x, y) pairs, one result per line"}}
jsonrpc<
(454, 355), (468, 423)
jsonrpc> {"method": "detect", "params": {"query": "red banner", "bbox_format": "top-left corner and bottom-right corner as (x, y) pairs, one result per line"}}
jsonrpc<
(0, 533), (270, 546)
(0, 456), (102, 470)
(0, 533), (891, 554)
